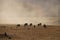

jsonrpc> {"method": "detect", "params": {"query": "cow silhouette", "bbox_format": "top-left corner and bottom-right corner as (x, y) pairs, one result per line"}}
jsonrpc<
(29, 23), (33, 26)
(24, 23), (28, 26)
(34, 25), (36, 28)
(17, 24), (20, 27)
(4, 32), (12, 39)
(43, 24), (47, 28)
(38, 23), (42, 26)
(4, 32), (8, 37)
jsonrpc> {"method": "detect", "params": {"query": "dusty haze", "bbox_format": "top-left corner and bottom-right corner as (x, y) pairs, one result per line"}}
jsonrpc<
(0, 0), (59, 25)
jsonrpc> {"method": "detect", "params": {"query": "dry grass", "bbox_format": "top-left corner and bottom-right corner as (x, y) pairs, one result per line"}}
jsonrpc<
(0, 24), (60, 40)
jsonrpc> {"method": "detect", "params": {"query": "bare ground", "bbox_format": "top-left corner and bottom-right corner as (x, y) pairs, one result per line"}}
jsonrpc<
(0, 24), (60, 40)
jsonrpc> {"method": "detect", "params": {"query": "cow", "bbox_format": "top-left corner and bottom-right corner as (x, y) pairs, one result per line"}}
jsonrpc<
(43, 24), (47, 28)
(24, 23), (28, 26)
(34, 25), (36, 28)
(4, 32), (11, 39)
(37, 23), (42, 26)
(16, 24), (20, 27)
(29, 23), (33, 26)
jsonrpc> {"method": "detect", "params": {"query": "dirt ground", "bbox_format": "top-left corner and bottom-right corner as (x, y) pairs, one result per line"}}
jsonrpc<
(0, 24), (60, 40)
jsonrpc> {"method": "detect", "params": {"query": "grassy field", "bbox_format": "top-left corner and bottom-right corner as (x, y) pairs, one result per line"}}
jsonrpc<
(0, 24), (60, 40)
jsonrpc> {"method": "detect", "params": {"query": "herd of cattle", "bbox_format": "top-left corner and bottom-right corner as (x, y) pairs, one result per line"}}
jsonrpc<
(0, 23), (47, 39)
(17, 23), (47, 28)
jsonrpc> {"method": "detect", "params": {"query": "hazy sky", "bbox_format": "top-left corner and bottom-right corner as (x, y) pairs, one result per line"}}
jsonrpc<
(0, 0), (59, 25)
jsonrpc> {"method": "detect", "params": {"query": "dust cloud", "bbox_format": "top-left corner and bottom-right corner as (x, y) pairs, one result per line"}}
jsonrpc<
(0, 0), (59, 25)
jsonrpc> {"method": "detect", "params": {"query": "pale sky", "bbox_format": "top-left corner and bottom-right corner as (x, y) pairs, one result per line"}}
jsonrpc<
(0, 0), (59, 25)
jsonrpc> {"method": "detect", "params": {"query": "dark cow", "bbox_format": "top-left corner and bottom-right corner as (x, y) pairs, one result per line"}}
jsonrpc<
(43, 24), (47, 28)
(34, 25), (36, 28)
(38, 23), (42, 26)
(29, 23), (33, 26)
(24, 23), (28, 26)
(16, 24), (20, 28)
(17, 24), (20, 27)
(4, 32), (11, 39)
(8, 36), (11, 39)
(4, 32), (8, 37)
(0, 32), (11, 39)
